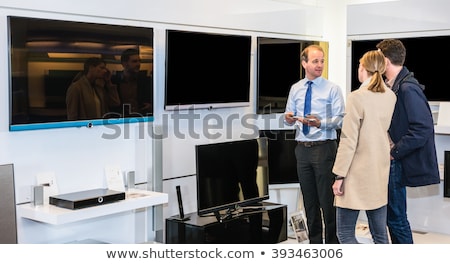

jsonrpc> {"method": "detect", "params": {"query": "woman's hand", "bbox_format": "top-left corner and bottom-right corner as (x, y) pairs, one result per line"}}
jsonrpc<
(333, 178), (344, 196)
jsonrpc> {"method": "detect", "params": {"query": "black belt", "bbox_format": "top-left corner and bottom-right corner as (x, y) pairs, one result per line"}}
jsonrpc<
(297, 140), (335, 148)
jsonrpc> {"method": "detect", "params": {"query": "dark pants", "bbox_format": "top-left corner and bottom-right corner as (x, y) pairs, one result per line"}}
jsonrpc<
(295, 140), (339, 244)
(336, 206), (389, 244)
(387, 160), (413, 244)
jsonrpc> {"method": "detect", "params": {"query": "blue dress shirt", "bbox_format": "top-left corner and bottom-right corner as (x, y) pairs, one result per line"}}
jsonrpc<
(285, 77), (345, 141)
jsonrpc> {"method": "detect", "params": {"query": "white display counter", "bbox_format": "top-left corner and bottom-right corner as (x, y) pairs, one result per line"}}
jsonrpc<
(17, 189), (168, 225)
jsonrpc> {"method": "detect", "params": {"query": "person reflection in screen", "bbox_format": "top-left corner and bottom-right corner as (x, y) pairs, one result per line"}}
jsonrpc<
(232, 140), (259, 201)
(66, 57), (120, 120)
(111, 48), (153, 117)
(204, 140), (259, 209)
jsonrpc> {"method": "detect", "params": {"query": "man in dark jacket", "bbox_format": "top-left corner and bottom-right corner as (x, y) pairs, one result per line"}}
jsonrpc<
(111, 48), (153, 117)
(377, 39), (440, 244)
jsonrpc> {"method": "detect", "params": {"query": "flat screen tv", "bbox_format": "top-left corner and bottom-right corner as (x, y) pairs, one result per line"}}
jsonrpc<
(165, 30), (251, 110)
(350, 36), (450, 102)
(8, 16), (154, 131)
(257, 38), (320, 114)
(195, 138), (269, 218)
(259, 129), (298, 184)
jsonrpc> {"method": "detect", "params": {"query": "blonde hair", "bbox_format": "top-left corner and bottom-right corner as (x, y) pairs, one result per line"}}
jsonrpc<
(359, 50), (387, 93)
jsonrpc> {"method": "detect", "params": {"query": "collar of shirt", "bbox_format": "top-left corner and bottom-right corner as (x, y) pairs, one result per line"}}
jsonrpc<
(305, 77), (324, 88)
(385, 77), (395, 88)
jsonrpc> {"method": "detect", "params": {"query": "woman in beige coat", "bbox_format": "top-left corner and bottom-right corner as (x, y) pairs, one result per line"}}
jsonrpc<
(66, 57), (120, 120)
(332, 50), (396, 244)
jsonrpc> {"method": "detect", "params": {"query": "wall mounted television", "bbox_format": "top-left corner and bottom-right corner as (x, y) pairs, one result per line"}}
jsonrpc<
(350, 36), (450, 102)
(195, 138), (269, 219)
(165, 30), (251, 111)
(8, 16), (154, 131)
(256, 38), (328, 115)
(259, 129), (298, 184)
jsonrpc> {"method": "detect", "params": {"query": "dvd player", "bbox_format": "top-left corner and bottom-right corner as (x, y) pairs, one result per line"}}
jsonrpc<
(49, 188), (125, 210)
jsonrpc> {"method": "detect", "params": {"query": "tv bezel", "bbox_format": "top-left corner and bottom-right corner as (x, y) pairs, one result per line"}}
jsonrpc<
(164, 29), (252, 111)
(7, 16), (154, 131)
(195, 138), (269, 217)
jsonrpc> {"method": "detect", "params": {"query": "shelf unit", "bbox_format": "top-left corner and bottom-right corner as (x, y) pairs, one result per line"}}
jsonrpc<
(435, 126), (450, 135)
(17, 189), (168, 225)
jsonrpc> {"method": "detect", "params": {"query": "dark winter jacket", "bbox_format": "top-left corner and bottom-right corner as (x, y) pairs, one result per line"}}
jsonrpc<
(389, 67), (440, 187)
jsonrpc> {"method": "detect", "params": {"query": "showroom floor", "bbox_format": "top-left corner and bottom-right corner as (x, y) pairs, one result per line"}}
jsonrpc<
(282, 222), (450, 244)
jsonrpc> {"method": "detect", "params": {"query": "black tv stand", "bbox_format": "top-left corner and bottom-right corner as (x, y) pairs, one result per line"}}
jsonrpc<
(214, 210), (233, 222)
(165, 202), (287, 244)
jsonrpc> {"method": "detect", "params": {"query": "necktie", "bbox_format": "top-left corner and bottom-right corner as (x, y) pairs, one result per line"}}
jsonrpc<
(303, 81), (312, 135)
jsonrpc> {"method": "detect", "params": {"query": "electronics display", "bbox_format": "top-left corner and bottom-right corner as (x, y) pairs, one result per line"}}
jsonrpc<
(259, 129), (299, 184)
(195, 138), (269, 217)
(8, 16), (154, 131)
(165, 30), (251, 110)
(351, 36), (450, 102)
(49, 188), (125, 210)
(257, 37), (303, 114)
(256, 37), (325, 114)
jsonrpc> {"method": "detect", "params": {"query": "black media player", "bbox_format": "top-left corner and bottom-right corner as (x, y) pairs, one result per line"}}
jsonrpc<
(49, 188), (125, 209)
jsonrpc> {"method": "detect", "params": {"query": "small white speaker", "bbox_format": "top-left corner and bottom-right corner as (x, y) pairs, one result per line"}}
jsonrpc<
(127, 171), (135, 189)
(33, 185), (44, 206)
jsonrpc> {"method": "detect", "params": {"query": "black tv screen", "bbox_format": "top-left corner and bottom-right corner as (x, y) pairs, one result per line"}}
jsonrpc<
(259, 129), (298, 184)
(8, 16), (154, 131)
(351, 36), (450, 101)
(257, 37), (314, 114)
(195, 138), (269, 216)
(165, 30), (251, 110)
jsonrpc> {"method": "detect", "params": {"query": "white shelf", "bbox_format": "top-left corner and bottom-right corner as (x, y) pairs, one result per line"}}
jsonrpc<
(17, 189), (168, 225)
(269, 183), (299, 190)
(435, 125), (450, 135)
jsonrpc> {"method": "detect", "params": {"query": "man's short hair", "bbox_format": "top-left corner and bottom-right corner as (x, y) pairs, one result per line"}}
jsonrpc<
(121, 48), (140, 63)
(376, 39), (406, 66)
(300, 44), (324, 62)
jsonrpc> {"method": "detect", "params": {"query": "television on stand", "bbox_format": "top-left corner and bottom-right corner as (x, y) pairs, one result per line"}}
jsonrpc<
(195, 138), (269, 222)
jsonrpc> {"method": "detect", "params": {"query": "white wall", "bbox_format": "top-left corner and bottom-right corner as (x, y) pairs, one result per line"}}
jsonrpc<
(348, 0), (450, 37)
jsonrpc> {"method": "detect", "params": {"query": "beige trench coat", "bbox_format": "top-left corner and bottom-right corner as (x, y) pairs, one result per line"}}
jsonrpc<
(332, 79), (396, 210)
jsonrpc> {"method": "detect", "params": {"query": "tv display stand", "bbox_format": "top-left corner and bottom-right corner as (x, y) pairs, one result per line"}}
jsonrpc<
(165, 202), (287, 244)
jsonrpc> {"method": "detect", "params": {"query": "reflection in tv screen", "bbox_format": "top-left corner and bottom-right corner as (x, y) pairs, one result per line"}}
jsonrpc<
(8, 16), (154, 130)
